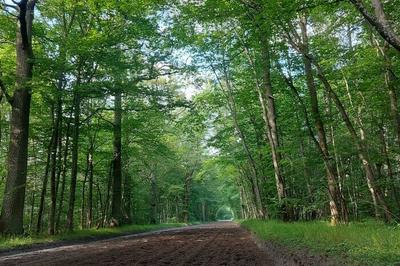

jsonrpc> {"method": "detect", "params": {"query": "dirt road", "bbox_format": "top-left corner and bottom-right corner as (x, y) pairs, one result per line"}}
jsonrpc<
(0, 222), (275, 266)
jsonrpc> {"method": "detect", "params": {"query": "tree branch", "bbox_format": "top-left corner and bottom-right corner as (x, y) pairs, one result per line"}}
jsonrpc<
(349, 0), (400, 52)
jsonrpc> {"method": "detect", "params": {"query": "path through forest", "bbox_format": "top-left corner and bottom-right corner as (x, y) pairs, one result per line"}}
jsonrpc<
(0, 222), (277, 265)
(0, 222), (337, 265)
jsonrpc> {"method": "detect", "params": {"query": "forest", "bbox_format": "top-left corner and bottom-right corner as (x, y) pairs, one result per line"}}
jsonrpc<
(0, 0), (399, 258)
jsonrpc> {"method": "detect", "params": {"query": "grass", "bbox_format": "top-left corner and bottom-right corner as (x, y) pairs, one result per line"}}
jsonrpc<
(0, 223), (185, 251)
(241, 219), (400, 266)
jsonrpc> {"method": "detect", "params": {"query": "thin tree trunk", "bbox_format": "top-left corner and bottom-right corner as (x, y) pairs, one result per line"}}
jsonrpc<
(49, 97), (62, 235)
(150, 172), (158, 224)
(96, 182), (103, 227)
(260, 34), (287, 217)
(379, 125), (400, 214)
(111, 91), (123, 224)
(183, 170), (194, 224)
(103, 161), (113, 226)
(66, 88), (81, 231)
(80, 150), (90, 229)
(29, 189), (36, 232)
(56, 119), (71, 232)
(299, 138), (315, 220)
(87, 145), (94, 228)
(379, 44), (400, 149)
(36, 131), (53, 234)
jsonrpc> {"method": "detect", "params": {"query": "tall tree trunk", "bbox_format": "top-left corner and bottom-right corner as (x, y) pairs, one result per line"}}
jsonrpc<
(214, 64), (267, 219)
(201, 201), (206, 222)
(237, 34), (287, 219)
(36, 130), (53, 234)
(56, 119), (71, 232)
(49, 97), (62, 235)
(299, 16), (348, 225)
(103, 161), (113, 226)
(150, 172), (158, 224)
(87, 145), (94, 228)
(379, 125), (400, 215)
(183, 170), (194, 224)
(380, 45), (400, 148)
(80, 150), (90, 229)
(239, 166), (261, 219)
(111, 91), (123, 224)
(299, 138), (315, 220)
(0, 0), (36, 235)
(66, 89), (81, 231)
(29, 189), (35, 232)
(260, 34), (287, 217)
(123, 172), (132, 224)
(95, 182), (103, 227)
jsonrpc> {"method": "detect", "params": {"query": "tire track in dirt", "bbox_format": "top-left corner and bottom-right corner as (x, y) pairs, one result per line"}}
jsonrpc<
(167, 229), (221, 265)
(134, 231), (215, 265)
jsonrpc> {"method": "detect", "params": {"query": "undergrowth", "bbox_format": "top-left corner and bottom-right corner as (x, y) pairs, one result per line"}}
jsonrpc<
(241, 219), (400, 266)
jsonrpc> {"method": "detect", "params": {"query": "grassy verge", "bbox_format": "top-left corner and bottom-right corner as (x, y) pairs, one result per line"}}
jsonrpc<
(0, 223), (185, 251)
(241, 219), (400, 266)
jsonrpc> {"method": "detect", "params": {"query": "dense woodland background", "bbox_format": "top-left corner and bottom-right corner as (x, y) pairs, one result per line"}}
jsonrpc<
(0, 0), (399, 235)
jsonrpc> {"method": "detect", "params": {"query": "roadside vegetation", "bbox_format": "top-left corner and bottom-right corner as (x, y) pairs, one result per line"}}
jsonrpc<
(0, 223), (185, 251)
(241, 220), (400, 265)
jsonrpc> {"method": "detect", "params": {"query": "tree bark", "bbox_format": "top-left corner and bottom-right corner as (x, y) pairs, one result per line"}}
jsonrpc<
(299, 16), (348, 224)
(0, 0), (36, 235)
(80, 150), (90, 229)
(236, 30), (284, 219)
(66, 89), (81, 231)
(260, 35), (287, 210)
(123, 172), (132, 224)
(36, 128), (53, 234)
(150, 172), (158, 224)
(349, 0), (400, 52)
(87, 145), (94, 228)
(103, 161), (113, 226)
(111, 91), (123, 224)
(56, 119), (71, 232)
(183, 170), (194, 224)
(49, 97), (62, 235)
(381, 46), (400, 148)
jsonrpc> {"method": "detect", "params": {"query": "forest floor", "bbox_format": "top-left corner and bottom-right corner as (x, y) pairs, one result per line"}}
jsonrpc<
(0, 222), (336, 266)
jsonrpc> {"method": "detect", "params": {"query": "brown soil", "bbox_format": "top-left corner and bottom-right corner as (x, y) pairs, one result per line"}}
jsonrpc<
(0, 222), (338, 266)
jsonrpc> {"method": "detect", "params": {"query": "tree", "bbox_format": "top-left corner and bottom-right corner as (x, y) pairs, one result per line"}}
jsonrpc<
(349, 0), (400, 52)
(0, 0), (37, 235)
